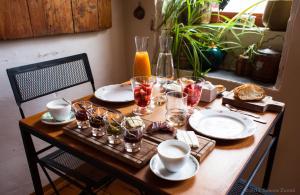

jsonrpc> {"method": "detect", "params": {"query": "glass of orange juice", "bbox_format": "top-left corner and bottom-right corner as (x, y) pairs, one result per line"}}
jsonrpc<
(133, 36), (151, 77)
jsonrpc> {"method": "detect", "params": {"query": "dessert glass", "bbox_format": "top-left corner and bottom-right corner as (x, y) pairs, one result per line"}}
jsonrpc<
(179, 76), (205, 113)
(88, 106), (108, 137)
(121, 120), (145, 153)
(131, 76), (155, 115)
(72, 101), (92, 129)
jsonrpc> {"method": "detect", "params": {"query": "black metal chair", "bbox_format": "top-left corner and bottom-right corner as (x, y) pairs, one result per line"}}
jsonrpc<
(7, 53), (115, 194)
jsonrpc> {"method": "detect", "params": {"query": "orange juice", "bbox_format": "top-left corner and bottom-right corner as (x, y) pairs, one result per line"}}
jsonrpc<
(133, 51), (151, 77)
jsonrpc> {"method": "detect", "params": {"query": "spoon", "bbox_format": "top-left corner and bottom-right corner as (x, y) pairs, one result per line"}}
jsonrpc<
(62, 98), (71, 105)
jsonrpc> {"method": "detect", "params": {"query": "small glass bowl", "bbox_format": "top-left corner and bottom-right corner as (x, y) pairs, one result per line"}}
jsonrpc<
(121, 121), (145, 153)
(72, 101), (92, 129)
(88, 106), (108, 137)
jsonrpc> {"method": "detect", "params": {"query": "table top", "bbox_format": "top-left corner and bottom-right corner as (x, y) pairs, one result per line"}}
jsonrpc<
(19, 95), (281, 195)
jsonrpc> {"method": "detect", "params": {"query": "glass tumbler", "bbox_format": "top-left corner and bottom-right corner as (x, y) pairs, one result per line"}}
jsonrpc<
(72, 101), (92, 129)
(179, 76), (205, 113)
(88, 106), (108, 137)
(165, 91), (188, 127)
(122, 121), (145, 153)
(131, 76), (155, 115)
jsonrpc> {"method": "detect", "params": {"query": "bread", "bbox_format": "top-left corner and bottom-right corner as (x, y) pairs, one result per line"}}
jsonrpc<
(233, 84), (265, 101)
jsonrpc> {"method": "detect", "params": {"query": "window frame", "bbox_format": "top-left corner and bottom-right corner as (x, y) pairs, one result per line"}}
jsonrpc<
(210, 11), (264, 27)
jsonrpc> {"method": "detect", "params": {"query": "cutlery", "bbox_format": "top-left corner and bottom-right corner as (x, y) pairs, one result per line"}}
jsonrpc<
(225, 104), (261, 118)
(62, 98), (71, 105)
(252, 118), (267, 124)
(201, 106), (267, 124)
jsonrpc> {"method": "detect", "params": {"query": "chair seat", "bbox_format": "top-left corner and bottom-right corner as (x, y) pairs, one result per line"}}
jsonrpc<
(40, 149), (113, 188)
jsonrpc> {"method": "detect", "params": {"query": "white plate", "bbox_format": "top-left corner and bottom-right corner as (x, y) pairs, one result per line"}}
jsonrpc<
(94, 84), (134, 103)
(41, 111), (75, 125)
(149, 154), (199, 181)
(189, 109), (256, 140)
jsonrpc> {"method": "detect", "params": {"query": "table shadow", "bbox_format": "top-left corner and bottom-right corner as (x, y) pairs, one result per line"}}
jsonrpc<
(144, 168), (196, 193)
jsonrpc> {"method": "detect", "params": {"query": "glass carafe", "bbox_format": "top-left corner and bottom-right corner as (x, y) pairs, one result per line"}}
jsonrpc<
(153, 35), (174, 105)
(156, 35), (174, 81)
(133, 36), (151, 77)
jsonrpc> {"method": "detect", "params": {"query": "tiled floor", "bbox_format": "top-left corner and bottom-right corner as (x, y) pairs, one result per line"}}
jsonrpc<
(40, 179), (140, 195)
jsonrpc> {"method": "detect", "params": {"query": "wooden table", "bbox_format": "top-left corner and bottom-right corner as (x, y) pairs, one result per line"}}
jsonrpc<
(19, 95), (284, 195)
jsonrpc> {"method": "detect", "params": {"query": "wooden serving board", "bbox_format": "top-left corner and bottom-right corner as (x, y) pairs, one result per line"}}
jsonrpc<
(63, 119), (215, 168)
(222, 91), (285, 113)
(64, 122), (157, 169)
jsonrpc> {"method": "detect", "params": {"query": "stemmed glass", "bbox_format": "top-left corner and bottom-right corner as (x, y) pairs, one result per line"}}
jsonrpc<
(179, 76), (205, 113)
(131, 76), (155, 115)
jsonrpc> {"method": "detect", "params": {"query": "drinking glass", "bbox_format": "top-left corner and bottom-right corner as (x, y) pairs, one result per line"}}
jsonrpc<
(154, 35), (175, 105)
(133, 36), (151, 77)
(72, 101), (92, 129)
(165, 91), (188, 127)
(131, 76), (155, 115)
(122, 120), (145, 153)
(179, 76), (205, 113)
(88, 106), (108, 137)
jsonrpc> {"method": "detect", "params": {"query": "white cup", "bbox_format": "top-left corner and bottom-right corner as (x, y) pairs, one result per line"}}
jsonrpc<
(157, 139), (191, 172)
(46, 99), (71, 121)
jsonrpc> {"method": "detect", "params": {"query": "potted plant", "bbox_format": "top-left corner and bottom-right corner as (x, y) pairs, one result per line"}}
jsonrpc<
(235, 43), (259, 76)
(159, 0), (267, 77)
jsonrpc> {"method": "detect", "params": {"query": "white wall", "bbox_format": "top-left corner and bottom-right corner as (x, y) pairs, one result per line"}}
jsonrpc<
(269, 0), (300, 190)
(123, 0), (156, 73)
(0, 0), (128, 194)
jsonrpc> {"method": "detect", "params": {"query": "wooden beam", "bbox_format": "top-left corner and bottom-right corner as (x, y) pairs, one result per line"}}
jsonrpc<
(0, 0), (33, 40)
(27, 0), (74, 36)
(72, 0), (99, 33)
(98, 0), (112, 29)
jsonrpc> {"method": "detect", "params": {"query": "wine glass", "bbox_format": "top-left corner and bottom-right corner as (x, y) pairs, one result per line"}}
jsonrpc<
(131, 76), (155, 115)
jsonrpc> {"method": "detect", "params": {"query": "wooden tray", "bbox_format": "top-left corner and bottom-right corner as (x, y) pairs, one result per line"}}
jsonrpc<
(64, 120), (215, 168)
(64, 122), (157, 169)
(222, 91), (285, 113)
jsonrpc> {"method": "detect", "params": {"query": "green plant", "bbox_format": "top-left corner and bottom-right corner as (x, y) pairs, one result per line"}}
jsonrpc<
(160, 0), (266, 77)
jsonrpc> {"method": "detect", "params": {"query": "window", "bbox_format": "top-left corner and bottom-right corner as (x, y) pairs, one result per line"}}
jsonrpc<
(211, 0), (268, 26)
(222, 0), (267, 13)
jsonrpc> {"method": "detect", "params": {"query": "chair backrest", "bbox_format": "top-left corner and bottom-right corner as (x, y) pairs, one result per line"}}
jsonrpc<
(7, 53), (95, 118)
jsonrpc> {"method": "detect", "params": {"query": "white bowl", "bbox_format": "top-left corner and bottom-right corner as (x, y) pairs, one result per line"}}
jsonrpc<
(46, 99), (71, 121)
(157, 139), (191, 172)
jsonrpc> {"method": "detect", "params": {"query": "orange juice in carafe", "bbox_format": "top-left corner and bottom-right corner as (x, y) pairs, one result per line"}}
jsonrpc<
(133, 36), (151, 76)
(133, 51), (151, 76)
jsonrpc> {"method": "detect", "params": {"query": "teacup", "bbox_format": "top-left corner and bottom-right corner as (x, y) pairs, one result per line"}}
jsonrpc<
(157, 139), (191, 172)
(47, 99), (71, 121)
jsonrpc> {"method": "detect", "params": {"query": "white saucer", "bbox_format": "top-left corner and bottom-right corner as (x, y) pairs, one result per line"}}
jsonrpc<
(149, 154), (199, 181)
(41, 111), (76, 125)
(94, 84), (134, 103)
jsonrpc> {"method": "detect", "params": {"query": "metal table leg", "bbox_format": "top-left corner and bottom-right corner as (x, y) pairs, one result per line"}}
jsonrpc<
(20, 125), (43, 195)
(262, 111), (284, 189)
